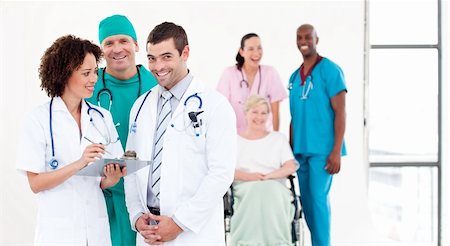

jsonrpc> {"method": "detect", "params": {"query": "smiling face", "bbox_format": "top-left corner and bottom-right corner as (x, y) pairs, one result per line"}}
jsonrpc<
(245, 102), (270, 131)
(147, 38), (189, 90)
(239, 36), (263, 68)
(101, 34), (138, 76)
(63, 53), (98, 99)
(296, 25), (319, 58)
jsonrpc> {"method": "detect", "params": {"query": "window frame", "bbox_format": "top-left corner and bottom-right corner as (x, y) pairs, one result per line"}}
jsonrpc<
(364, 0), (443, 245)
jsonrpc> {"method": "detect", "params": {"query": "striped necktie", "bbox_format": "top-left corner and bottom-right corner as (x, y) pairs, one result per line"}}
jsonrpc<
(151, 90), (173, 198)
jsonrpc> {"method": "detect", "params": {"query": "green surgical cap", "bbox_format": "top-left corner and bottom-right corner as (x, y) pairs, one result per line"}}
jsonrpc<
(98, 15), (137, 44)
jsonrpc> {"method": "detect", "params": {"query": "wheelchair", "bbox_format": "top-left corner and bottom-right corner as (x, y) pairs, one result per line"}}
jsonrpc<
(223, 175), (305, 246)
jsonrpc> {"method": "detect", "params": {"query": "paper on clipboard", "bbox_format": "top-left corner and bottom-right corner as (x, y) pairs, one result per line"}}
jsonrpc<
(76, 158), (152, 177)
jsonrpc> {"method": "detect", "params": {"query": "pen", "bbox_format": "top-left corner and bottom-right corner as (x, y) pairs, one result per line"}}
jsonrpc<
(83, 136), (112, 155)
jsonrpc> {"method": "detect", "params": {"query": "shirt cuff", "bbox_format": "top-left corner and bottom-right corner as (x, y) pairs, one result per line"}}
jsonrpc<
(132, 212), (144, 232)
(172, 215), (189, 232)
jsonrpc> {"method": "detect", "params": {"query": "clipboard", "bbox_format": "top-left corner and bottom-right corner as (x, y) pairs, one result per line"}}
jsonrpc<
(76, 158), (152, 177)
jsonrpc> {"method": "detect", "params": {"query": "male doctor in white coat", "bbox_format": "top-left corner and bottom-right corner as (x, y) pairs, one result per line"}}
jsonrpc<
(124, 22), (236, 245)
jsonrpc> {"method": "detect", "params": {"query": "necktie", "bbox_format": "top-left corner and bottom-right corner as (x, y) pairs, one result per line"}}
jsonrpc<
(151, 90), (173, 198)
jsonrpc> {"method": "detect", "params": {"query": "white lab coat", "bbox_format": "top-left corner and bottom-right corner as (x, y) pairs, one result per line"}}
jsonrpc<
(16, 97), (123, 246)
(125, 78), (236, 245)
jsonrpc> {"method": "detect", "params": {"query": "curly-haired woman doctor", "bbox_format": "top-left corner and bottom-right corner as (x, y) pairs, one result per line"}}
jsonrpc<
(16, 35), (125, 245)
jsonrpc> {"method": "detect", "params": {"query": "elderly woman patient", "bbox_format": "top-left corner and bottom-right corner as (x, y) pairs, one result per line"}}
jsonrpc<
(230, 95), (299, 246)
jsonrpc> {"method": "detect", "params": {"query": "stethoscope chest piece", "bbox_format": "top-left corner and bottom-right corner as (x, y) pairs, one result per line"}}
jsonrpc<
(48, 157), (58, 170)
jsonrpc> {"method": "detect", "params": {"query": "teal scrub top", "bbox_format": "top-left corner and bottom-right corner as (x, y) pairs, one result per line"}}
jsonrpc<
(289, 57), (347, 156)
(87, 65), (158, 150)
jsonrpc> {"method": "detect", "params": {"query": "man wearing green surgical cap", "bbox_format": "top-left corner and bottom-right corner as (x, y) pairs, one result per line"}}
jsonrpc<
(87, 14), (157, 246)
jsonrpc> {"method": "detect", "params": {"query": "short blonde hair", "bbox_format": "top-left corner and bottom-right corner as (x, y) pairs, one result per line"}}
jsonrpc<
(244, 95), (270, 113)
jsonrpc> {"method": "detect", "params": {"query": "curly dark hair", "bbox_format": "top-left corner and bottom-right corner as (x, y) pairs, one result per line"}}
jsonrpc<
(39, 35), (103, 97)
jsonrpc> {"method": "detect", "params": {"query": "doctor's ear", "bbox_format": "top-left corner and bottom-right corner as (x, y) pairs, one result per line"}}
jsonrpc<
(134, 41), (139, 52)
(181, 45), (190, 61)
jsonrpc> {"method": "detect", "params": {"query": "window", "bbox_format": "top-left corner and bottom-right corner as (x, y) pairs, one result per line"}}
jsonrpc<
(369, 49), (438, 163)
(368, 167), (438, 245)
(366, 0), (442, 245)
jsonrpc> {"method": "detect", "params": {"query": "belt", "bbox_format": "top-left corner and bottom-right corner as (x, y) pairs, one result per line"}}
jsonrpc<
(148, 206), (160, 215)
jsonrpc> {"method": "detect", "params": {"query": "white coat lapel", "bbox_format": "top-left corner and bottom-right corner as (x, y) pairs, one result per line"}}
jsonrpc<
(80, 100), (92, 144)
(136, 88), (159, 207)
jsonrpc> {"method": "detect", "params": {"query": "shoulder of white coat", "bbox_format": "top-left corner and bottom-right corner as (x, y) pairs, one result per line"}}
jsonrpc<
(195, 83), (235, 123)
(190, 77), (232, 110)
(25, 100), (50, 123)
(17, 101), (50, 139)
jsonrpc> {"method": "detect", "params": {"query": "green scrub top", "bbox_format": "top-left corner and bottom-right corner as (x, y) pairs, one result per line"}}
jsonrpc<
(87, 65), (157, 246)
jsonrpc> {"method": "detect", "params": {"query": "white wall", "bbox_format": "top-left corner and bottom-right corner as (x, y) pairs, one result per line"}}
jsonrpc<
(0, 1), (377, 245)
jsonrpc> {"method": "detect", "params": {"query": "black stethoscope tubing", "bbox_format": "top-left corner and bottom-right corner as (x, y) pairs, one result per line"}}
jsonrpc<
(96, 65), (142, 109)
(239, 66), (262, 94)
(48, 98), (58, 169)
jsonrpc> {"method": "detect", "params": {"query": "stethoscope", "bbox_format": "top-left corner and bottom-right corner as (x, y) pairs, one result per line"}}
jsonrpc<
(129, 90), (204, 136)
(97, 65), (142, 112)
(288, 71), (314, 100)
(48, 98), (119, 169)
(288, 56), (322, 100)
(181, 93), (203, 136)
(239, 66), (262, 94)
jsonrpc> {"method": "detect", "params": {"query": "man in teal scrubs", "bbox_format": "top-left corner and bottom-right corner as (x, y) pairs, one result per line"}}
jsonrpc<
(87, 14), (158, 246)
(289, 24), (347, 246)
